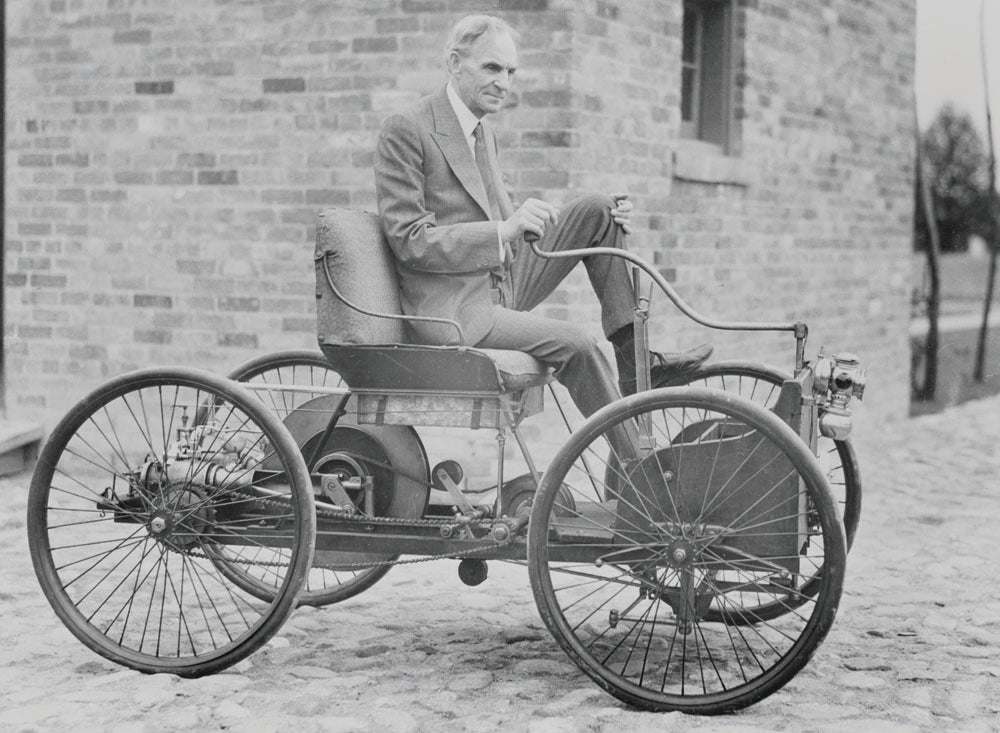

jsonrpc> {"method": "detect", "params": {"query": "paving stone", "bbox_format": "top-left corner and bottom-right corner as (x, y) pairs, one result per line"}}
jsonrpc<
(215, 699), (253, 718)
(840, 671), (888, 689)
(0, 704), (58, 727)
(111, 722), (147, 733)
(811, 722), (923, 733)
(446, 670), (494, 691)
(843, 657), (893, 671)
(526, 716), (581, 733)
(317, 717), (371, 733)
(289, 665), (340, 679)
(510, 658), (581, 676)
(895, 661), (955, 681)
(501, 627), (547, 644)
(3, 394), (1000, 730)
(371, 708), (420, 733)
(280, 692), (335, 716)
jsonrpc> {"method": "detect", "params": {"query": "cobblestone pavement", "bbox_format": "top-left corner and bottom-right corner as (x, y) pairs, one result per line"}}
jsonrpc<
(2, 395), (999, 733)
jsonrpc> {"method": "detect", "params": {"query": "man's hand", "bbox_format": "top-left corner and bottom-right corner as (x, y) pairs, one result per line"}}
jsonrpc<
(610, 193), (633, 235)
(500, 198), (559, 242)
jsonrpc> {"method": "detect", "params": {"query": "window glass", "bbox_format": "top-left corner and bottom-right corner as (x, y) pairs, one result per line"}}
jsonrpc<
(680, 0), (735, 151)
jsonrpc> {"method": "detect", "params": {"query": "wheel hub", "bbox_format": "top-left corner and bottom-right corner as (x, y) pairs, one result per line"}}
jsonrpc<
(665, 538), (696, 569)
(148, 512), (173, 536)
(146, 483), (213, 551)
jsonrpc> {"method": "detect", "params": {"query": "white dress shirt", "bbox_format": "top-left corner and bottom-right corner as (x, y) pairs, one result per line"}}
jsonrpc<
(446, 81), (507, 259)
(446, 81), (480, 157)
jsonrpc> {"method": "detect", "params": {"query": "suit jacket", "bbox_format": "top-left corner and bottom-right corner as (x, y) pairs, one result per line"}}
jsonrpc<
(374, 86), (515, 346)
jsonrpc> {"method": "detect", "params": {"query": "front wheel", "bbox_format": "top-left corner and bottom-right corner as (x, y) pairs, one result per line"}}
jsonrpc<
(528, 387), (846, 714)
(654, 361), (861, 625)
(27, 367), (315, 676)
(655, 360), (860, 551)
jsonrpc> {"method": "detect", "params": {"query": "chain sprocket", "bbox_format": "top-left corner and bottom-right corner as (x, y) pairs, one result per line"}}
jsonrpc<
(179, 487), (518, 572)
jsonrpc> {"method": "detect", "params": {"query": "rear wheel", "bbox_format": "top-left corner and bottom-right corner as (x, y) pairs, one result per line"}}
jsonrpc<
(529, 387), (846, 714)
(27, 367), (315, 676)
(226, 350), (345, 422)
(225, 350), (426, 607)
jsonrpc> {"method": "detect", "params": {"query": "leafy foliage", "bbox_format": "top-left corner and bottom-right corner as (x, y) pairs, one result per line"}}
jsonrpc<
(914, 104), (994, 252)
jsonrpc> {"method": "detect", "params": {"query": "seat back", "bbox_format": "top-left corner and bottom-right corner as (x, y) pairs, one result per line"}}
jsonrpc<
(314, 208), (405, 345)
(313, 209), (551, 429)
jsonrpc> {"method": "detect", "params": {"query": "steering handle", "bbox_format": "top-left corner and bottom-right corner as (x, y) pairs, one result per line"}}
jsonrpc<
(522, 233), (800, 334)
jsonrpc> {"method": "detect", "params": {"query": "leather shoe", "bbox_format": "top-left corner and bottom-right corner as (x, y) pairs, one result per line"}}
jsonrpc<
(619, 343), (713, 395)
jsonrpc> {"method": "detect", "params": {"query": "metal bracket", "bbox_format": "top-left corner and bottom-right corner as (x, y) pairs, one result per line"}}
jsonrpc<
(320, 474), (357, 515)
(434, 464), (479, 518)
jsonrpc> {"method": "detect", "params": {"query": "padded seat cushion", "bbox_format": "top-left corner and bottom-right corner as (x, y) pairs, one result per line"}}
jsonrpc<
(320, 343), (552, 394)
(315, 209), (406, 345)
(315, 209), (553, 395)
(477, 348), (553, 390)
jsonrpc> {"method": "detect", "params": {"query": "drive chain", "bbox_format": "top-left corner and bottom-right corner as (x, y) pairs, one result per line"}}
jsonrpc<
(180, 489), (519, 572)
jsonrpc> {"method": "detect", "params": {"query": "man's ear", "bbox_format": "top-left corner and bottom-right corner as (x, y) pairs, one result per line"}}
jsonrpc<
(446, 50), (462, 75)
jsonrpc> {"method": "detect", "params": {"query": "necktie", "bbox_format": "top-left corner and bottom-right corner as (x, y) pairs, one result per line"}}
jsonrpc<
(473, 122), (502, 221)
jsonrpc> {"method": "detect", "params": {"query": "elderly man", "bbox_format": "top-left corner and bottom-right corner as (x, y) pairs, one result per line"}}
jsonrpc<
(374, 14), (711, 422)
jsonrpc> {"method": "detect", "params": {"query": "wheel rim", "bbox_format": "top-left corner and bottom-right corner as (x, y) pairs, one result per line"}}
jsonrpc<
(27, 369), (313, 675)
(657, 362), (860, 623)
(226, 351), (425, 606)
(656, 361), (860, 551)
(529, 388), (845, 713)
(229, 350), (346, 422)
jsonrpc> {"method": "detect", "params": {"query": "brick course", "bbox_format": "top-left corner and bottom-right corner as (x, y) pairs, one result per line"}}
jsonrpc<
(6, 0), (914, 448)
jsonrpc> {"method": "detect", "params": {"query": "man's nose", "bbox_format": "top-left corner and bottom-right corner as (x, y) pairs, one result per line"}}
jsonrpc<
(494, 74), (510, 91)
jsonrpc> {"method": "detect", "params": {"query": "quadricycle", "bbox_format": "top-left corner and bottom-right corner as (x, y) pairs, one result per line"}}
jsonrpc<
(27, 209), (865, 714)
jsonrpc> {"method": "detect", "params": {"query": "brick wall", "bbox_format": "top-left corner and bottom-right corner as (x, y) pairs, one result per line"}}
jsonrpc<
(5, 0), (915, 462)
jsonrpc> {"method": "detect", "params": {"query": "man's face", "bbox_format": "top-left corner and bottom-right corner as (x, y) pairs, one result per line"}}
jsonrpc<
(448, 29), (518, 118)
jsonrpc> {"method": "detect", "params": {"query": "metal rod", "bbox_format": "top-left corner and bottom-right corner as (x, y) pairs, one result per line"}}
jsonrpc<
(319, 252), (466, 343)
(633, 275), (652, 395)
(305, 392), (351, 471)
(527, 239), (798, 333)
(508, 417), (543, 490)
(494, 427), (506, 516)
(794, 322), (809, 371)
(547, 383), (602, 496)
(240, 383), (351, 396)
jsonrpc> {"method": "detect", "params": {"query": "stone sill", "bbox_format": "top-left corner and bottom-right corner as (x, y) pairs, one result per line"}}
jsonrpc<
(0, 420), (43, 476)
(672, 139), (752, 187)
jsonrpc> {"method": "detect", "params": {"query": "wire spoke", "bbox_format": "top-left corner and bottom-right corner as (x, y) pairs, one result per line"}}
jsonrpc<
(534, 390), (842, 709)
(29, 373), (311, 670)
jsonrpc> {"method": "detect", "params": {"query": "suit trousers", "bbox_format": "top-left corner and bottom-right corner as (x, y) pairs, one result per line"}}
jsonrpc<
(507, 193), (635, 339)
(475, 194), (635, 421)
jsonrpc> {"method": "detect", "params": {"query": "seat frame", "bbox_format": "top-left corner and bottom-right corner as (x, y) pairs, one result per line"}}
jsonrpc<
(314, 209), (557, 513)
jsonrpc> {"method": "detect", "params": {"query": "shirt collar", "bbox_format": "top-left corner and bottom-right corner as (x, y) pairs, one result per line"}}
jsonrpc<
(446, 81), (481, 142)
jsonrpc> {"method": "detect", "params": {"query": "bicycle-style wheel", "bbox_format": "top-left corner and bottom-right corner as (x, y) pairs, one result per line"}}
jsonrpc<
(529, 387), (846, 714)
(223, 350), (419, 606)
(655, 361), (860, 623)
(656, 361), (860, 550)
(27, 367), (315, 676)
(226, 350), (345, 422)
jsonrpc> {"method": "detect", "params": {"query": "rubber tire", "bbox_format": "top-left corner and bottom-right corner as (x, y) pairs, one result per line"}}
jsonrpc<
(656, 360), (861, 550)
(528, 387), (846, 714)
(224, 350), (397, 607)
(27, 367), (315, 677)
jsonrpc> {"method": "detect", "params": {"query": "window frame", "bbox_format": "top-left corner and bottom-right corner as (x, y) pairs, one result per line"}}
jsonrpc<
(680, 0), (736, 154)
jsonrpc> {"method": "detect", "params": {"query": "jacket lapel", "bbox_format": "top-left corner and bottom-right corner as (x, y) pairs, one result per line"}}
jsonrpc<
(429, 87), (493, 221)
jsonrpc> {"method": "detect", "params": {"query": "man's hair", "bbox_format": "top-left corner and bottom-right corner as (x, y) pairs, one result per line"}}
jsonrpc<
(444, 14), (518, 64)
